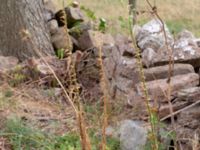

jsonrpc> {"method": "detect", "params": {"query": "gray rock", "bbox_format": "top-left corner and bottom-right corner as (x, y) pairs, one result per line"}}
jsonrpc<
(0, 56), (19, 72)
(113, 76), (135, 94)
(195, 38), (200, 47)
(172, 30), (199, 65)
(51, 27), (73, 52)
(132, 25), (142, 38)
(115, 57), (140, 83)
(136, 73), (199, 102)
(69, 22), (93, 39)
(65, 6), (85, 27)
(78, 30), (114, 50)
(137, 19), (173, 53)
(47, 19), (59, 35)
(176, 87), (200, 103)
(177, 29), (195, 40)
(25, 56), (66, 76)
(180, 106), (200, 128)
(120, 120), (147, 150)
(159, 101), (189, 119)
(103, 57), (115, 80)
(72, 1), (79, 8)
(144, 63), (195, 81)
(114, 34), (135, 57)
(70, 35), (80, 50)
(159, 86), (200, 118)
(143, 29), (200, 68)
(138, 35), (163, 53)
(142, 48), (157, 67)
(165, 97), (200, 150)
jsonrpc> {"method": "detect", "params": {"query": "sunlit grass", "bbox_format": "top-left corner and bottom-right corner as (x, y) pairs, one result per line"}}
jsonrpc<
(56, 0), (200, 36)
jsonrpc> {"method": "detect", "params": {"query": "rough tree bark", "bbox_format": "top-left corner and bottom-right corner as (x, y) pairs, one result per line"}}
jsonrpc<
(0, 0), (54, 61)
(129, 0), (137, 25)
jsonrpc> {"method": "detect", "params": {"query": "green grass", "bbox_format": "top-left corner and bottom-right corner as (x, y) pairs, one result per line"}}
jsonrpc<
(0, 117), (120, 150)
(56, 0), (200, 36)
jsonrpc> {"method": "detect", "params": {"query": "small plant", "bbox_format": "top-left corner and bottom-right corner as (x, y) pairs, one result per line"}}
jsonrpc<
(4, 89), (13, 98)
(98, 18), (107, 32)
(8, 65), (27, 86)
(9, 73), (26, 87)
(0, 117), (120, 150)
(1, 118), (48, 149)
(118, 16), (129, 29)
(56, 48), (65, 59)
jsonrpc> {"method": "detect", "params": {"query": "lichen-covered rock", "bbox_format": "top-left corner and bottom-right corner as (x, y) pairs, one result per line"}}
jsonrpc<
(140, 28), (200, 68)
(137, 19), (173, 53)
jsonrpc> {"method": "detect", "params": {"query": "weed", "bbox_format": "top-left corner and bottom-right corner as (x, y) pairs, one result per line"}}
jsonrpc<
(98, 18), (107, 32)
(0, 89), (16, 110)
(56, 48), (65, 59)
(8, 66), (27, 87)
(0, 117), (120, 150)
(1, 118), (47, 149)
(118, 16), (129, 30)
(4, 89), (13, 98)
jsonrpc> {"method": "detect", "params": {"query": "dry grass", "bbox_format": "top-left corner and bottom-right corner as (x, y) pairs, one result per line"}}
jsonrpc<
(56, 0), (200, 36)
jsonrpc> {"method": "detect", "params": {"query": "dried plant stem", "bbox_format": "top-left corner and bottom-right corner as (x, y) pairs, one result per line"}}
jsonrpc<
(96, 34), (109, 150)
(161, 100), (200, 121)
(145, 0), (175, 126)
(129, 17), (159, 150)
(31, 46), (91, 150)
(145, 0), (178, 149)
(77, 105), (92, 150)
(69, 60), (92, 150)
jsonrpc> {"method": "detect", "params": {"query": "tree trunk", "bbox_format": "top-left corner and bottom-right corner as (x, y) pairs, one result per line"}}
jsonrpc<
(129, 0), (137, 25)
(0, 0), (54, 61)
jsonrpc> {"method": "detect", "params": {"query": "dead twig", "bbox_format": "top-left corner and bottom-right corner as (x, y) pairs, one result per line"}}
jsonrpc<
(161, 100), (200, 121)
